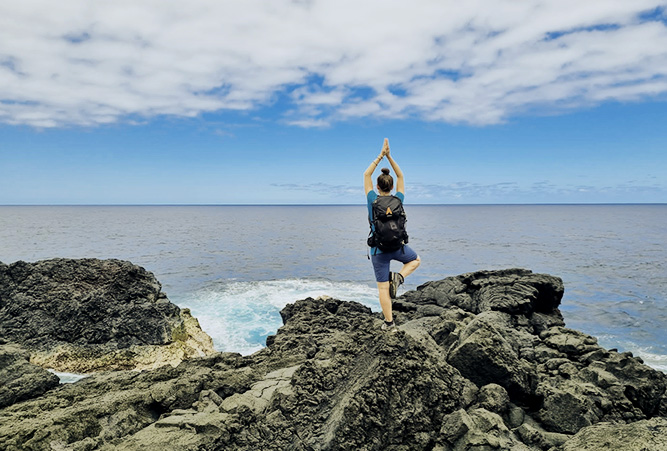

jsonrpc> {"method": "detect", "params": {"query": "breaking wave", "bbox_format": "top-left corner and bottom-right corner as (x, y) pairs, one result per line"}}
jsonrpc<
(180, 278), (379, 356)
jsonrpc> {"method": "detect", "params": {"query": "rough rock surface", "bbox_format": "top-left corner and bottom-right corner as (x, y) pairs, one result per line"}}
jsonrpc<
(0, 344), (59, 409)
(555, 417), (667, 451)
(0, 258), (215, 372)
(1, 267), (666, 450)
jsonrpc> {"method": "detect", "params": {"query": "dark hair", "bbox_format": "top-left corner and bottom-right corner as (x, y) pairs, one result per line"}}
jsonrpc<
(377, 168), (393, 193)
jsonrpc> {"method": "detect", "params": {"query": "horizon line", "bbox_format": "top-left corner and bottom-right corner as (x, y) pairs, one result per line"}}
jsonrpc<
(1, 202), (666, 207)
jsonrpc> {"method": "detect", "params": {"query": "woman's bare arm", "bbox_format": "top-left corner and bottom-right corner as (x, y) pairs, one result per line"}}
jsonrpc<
(364, 139), (387, 194)
(384, 144), (404, 194)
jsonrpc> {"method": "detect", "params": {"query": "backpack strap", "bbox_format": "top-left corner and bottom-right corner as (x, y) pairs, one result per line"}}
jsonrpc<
(366, 229), (372, 260)
(367, 198), (376, 259)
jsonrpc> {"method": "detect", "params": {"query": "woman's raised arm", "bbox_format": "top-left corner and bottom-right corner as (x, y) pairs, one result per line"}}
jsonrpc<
(364, 139), (387, 194)
(384, 145), (404, 194)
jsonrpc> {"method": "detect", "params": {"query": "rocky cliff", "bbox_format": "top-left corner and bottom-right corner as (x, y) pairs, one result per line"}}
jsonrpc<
(1, 265), (666, 450)
(0, 258), (215, 372)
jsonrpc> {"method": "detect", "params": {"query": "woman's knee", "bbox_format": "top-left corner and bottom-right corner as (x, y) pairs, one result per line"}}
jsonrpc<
(412, 256), (421, 268)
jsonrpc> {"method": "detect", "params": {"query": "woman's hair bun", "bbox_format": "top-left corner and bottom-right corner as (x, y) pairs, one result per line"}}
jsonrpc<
(381, 168), (391, 175)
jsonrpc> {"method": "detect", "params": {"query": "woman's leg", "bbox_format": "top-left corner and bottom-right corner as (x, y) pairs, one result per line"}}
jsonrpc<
(371, 252), (393, 323)
(376, 282), (392, 322)
(399, 256), (421, 279)
(390, 248), (421, 298)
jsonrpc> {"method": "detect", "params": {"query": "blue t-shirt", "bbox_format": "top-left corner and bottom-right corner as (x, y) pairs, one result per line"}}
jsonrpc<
(367, 191), (404, 255)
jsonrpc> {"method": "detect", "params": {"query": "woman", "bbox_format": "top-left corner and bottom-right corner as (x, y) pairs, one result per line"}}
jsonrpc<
(364, 138), (421, 331)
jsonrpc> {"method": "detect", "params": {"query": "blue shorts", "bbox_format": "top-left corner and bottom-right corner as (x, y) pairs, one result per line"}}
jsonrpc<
(371, 245), (419, 283)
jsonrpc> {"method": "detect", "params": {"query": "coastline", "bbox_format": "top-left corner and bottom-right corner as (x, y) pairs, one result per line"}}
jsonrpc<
(1, 260), (666, 449)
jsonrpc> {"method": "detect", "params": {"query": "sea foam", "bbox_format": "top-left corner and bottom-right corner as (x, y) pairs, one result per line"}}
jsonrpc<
(48, 369), (88, 384)
(180, 278), (379, 355)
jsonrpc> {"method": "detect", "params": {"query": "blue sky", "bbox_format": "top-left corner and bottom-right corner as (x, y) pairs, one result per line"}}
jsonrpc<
(1, 0), (666, 205)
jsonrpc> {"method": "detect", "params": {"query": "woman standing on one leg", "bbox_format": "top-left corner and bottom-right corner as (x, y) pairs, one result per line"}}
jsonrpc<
(364, 138), (421, 331)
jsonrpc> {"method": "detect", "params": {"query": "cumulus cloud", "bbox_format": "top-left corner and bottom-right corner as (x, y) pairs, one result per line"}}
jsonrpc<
(1, 0), (666, 127)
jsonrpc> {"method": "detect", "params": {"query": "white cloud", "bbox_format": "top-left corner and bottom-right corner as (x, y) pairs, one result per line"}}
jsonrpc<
(271, 178), (667, 203)
(1, 0), (666, 127)
(271, 182), (360, 198)
(406, 179), (667, 203)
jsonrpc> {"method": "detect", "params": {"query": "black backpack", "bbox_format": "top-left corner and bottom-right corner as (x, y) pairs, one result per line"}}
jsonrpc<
(368, 195), (409, 253)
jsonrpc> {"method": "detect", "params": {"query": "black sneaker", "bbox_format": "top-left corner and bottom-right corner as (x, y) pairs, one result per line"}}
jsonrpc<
(389, 272), (404, 299)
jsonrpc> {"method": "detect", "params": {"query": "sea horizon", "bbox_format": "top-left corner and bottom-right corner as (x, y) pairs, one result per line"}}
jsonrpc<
(2, 202), (666, 207)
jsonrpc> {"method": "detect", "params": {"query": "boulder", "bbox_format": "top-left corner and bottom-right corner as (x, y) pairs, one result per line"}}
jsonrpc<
(0, 258), (215, 373)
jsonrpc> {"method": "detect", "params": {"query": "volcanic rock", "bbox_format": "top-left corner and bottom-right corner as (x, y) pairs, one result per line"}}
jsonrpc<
(1, 267), (665, 450)
(0, 344), (59, 409)
(0, 258), (215, 373)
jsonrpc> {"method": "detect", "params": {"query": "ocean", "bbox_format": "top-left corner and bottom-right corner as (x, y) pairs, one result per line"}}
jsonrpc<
(1, 204), (665, 373)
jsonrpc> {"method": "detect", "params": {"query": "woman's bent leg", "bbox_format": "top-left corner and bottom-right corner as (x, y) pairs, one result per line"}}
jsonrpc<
(399, 256), (421, 279)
